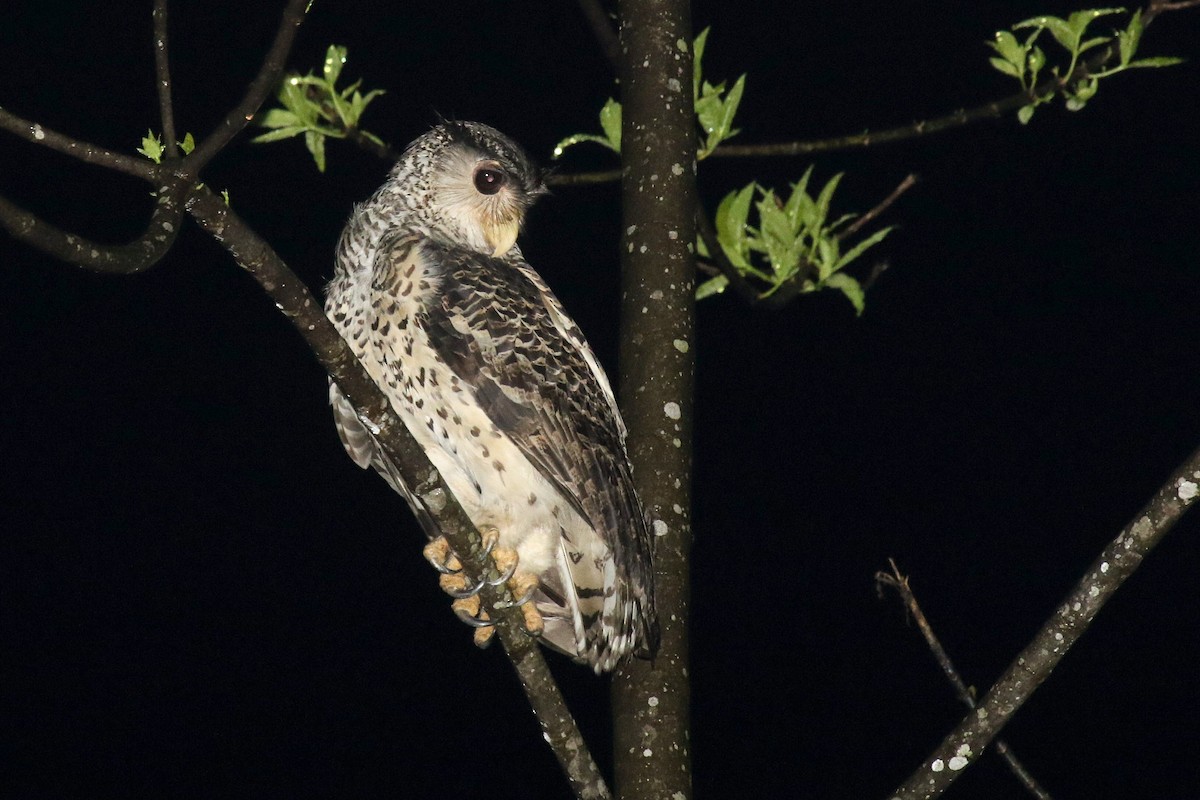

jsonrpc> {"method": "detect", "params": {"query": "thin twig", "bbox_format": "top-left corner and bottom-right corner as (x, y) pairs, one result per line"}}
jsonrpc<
(152, 0), (178, 159)
(839, 173), (917, 241)
(546, 168), (623, 187)
(876, 561), (1053, 800)
(889, 445), (1200, 799)
(0, 106), (156, 180)
(186, 0), (308, 173)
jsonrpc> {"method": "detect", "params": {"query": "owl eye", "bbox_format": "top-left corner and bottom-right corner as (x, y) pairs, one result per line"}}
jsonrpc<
(473, 167), (506, 195)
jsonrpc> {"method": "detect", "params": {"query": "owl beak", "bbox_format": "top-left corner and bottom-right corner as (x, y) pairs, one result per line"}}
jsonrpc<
(485, 218), (520, 258)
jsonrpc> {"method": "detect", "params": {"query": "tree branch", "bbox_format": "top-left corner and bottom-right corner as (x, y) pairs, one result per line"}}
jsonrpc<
(877, 561), (1053, 800)
(0, 105), (157, 180)
(612, 1), (696, 798)
(153, 0), (179, 159)
(889, 444), (1200, 800)
(186, 0), (308, 173)
(575, 0), (622, 74)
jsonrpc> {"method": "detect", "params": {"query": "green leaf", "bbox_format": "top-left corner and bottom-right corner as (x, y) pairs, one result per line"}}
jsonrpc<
(716, 74), (746, 143)
(1124, 56), (1185, 68)
(598, 97), (622, 152)
(989, 56), (1023, 78)
(305, 129), (327, 172)
(822, 272), (865, 315)
(814, 172), (844, 230)
(137, 130), (164, 163)
(989, 30), (1025, 66)
(258, 108), (301, 129)
(221, 188), (231, 205)
(323, 44), (347, 86)
(250, 126), (307, 144)
(833, 225), (894, 273)
(1077, 35), (1112, 56)
(1118, 9), (1144, 65)
(693, 27), (710, 104)
(695, 274), (729, 300)
(715, 184), (756, 268)
(1018, 104), (1036, 124)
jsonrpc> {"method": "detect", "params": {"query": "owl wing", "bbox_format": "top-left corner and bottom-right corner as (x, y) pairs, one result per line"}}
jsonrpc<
(417, 239), (659, 660)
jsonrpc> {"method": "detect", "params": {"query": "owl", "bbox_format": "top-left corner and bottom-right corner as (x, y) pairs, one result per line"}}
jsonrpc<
(324, 121), (658, 671)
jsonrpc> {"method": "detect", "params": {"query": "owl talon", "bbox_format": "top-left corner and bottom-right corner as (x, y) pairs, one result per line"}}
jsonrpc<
(440, 571), (486, 599)
(452, 596), (493, 628)
(423, 536), (462, 575)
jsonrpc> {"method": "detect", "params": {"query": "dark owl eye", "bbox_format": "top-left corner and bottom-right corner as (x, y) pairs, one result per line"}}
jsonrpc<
(473, 167), (506, 195)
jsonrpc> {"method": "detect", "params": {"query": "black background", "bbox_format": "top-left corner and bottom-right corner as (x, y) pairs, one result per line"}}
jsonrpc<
(2, 2), (1198, 798)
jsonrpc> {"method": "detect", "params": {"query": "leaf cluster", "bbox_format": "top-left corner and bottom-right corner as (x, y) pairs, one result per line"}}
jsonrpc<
(252, 44), (385, 171)
(697, 168), (893, 314)
(552, 28), (745, 160)
(988, 8), (1182, 123)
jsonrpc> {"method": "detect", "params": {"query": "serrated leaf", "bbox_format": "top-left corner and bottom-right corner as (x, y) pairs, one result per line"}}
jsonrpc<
(258, 108), (301, 129)
(1119, 9), (1144, 65)
(323, 44), (347, 86)
(784, 168), (815, 229)
(598, 98), (622, 152)
(693, 27), (710, 104)
(715, 184), (755, 269)
(814, 172), (843, 230)
(695, 274), (728, 300)
(1124, 56), (1185, 68)
(1016, 16), (1076, 51)
(305, 129), (327, 172)
(989, 56), (1023, 78)
(716, 74), (746, 143)
(250, 126), (307, 144)
(1018, 104), (1036, 124)
(989, 30), (1025, 65)
(834, 225), (894, 273)
(1077, 35), (1111, 56)
(138, 130), (164, 163)
(178, 132), (195, 155)
(1067, 8), (1124, 38)
(823, 272), (865, 315)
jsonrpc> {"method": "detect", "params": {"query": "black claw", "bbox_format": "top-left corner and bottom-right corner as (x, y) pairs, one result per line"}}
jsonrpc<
(445, 574), (487, 599)
(454, 606), (495, 628)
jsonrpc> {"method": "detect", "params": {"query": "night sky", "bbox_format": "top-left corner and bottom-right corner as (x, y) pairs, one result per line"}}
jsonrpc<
(2, 2), (1199, 798)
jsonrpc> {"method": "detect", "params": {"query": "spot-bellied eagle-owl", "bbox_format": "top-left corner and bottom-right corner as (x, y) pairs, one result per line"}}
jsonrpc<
(324, 121), (658, 672)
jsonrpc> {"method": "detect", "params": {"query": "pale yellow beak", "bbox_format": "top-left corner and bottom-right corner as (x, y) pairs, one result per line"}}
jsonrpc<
(484, 218), (520, 258)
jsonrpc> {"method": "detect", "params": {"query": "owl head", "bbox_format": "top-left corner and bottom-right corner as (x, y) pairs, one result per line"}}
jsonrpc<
(388, 121), (548, 258)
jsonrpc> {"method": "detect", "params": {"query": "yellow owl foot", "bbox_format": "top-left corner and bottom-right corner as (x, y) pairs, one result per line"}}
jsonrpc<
(431, 532), (544, 647)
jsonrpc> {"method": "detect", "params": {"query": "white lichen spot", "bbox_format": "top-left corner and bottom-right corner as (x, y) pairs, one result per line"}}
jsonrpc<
(1178, 479), (1198, 501)
(421, 487), (447, 514)
(667, 77), (682, 92)
(90, 250), (99, 258)
(32, 124), (46, 140)
(162, 222), (174, 232)
(1100, 561), (1109, 573)
(668, 230), (678, 240)
(543, 731), (552, 744)
(639, 244), (648, 254)
(649, 174), (659, 182)
(956, 744), (972, 758)
(672, 503), (682, 514)
(976, 708), (988, 719)
(949, 756), (969, 771)
(1054, 632), (1063, 642)
(653, 519), (668, 537)
(676, 38), (688, 52)
(931, 759), (945, 773)
(673, 338), (689, 353)
(663, 401), (681, 419)
(674, 478), (681, 488)
(672, 438), (681, 448)
(650, 289), (664, 300)
(1089, 585), (1100, 597)
(648, 696), (660, 708)
(627, 225), (638, 235)
(671, 163), (684, 176)
(642, 748), (653, 758)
